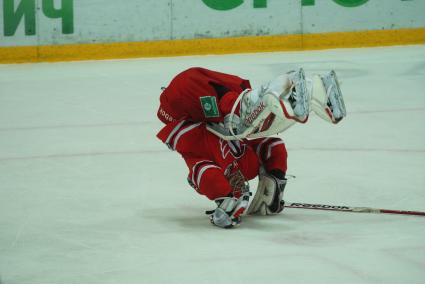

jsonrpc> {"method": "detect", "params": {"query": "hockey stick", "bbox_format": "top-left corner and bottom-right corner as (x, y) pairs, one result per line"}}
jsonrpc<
(284, 202), (425, 217)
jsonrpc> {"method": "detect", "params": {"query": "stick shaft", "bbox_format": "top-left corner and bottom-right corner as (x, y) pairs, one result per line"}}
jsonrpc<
(379, 209), (425, 216)
(284, 202), (425, 216)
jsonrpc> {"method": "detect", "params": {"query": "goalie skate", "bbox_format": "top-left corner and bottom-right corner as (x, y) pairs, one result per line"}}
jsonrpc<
(311, 70), (346, 124)
(285, 68), (311, 121)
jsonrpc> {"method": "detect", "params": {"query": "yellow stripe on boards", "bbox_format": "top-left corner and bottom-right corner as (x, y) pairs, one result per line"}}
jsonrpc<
(1, 28), (425, 64)
(303, 28), (425, 49)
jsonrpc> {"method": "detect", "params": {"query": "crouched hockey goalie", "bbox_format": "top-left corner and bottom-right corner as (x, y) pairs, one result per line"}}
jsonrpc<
(156, 67), (346, 229)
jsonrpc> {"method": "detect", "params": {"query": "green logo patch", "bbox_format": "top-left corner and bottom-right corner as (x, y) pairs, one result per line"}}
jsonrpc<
(200, 96), (220, 118)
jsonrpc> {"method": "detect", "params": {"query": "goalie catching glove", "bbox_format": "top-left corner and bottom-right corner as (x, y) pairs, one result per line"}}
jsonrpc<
(206, 169), (287, 228)
(206, 161), (251, 229)
(206, 191), (251, 229)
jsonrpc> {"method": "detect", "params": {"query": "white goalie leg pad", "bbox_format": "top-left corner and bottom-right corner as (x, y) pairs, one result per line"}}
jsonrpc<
(246, 114), (296, 139)
(247, 173), (287, 215)
(206, 68), (311, 140)
(247, 175), (274, 216)
(247, 68), (311, 139)
(311, 70), (346, 124)
(208, 89), (285, 141)
(239, 90), (282, 136)
(207, 102), (295, 140)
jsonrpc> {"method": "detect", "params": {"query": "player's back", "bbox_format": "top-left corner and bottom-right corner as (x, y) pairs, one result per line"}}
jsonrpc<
(159, 67), (251, 123)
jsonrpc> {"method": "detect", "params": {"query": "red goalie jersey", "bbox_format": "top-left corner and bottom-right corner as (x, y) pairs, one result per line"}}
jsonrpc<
(156, 67), (287, 201)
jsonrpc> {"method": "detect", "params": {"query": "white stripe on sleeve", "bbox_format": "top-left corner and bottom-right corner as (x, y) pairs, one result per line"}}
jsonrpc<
(197, 164), (221, 188)
(172, 122), (202, 150)
(266, 141), (285, 160)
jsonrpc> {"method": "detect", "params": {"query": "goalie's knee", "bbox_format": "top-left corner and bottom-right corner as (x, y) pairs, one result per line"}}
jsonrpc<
(188, 163), (233, 200)
(236, 146), (260, 181)
(255, 137), (288, 174)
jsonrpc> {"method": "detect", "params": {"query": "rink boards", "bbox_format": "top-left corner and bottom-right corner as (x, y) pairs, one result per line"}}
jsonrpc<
(1, 27), (425, 63)
(1, 0), (425, 63)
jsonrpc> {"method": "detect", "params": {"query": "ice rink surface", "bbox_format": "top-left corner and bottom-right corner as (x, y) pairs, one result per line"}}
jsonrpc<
(0, 45), (425, 284)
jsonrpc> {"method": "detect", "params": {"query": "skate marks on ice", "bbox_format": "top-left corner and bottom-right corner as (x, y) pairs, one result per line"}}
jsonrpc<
(0, 120), (156, 132)
(140, 206), (209, 231)
(349, 107), (425, 115)
(0, 149), (168, 162)
(287, 146), (425, 154)
(381, 246), (425, 269)
(400, 60), (425, 77)
(267, 63), (368, 80)
(141, 203), (342, 232)
(0, 144), (423, 162)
